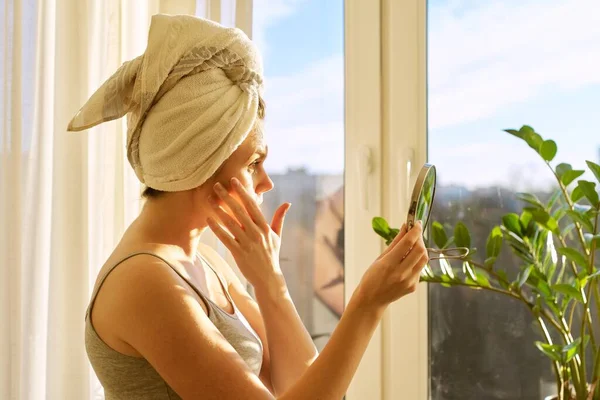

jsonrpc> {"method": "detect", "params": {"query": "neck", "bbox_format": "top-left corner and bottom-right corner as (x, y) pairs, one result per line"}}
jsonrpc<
(134, 192), (208, 259)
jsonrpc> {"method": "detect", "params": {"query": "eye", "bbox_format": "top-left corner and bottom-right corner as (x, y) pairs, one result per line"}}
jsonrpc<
(248, 159), (261, 172)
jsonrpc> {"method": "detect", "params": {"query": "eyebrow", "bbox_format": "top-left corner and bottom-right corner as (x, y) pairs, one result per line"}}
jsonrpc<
(245, 145), (268, 163)
(257, 145), (268, 158)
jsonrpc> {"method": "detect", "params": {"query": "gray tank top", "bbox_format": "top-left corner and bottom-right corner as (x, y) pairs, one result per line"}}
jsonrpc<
(84, 252), (263, 399)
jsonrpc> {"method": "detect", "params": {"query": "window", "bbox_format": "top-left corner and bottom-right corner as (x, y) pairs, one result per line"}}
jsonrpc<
(250, 0), (345, 350)
(427, 1), (600, 399)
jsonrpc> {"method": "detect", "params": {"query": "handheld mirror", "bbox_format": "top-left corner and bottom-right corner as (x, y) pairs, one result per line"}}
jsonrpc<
(407, 164), (469, 260)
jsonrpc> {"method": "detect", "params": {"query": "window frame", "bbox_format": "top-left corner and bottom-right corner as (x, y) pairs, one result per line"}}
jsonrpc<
(344, 0), (384, 398)
(379, 0), (428, 399)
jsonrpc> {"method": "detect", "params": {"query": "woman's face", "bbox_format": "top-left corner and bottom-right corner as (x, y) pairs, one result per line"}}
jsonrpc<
(200, 129), (274, 212)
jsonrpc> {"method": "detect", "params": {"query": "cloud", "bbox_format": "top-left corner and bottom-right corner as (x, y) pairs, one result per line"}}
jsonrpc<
(252, 0), (308, 62)
(429, 0), (600, 129)
(262, 54), (344, 174)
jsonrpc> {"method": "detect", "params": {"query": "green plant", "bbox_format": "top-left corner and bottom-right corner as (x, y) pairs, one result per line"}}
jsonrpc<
(373, 126), (600, 400)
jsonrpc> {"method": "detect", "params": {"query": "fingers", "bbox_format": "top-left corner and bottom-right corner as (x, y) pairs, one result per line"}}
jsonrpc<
(383, 222), (423, 262)
(271, 203), (291, 237)
(209, 198), (246, 239)
(379, 223), (407, 260)
(407, 254), (428, 290)
(230, 178), (270, 230)
(415, 253), (430, 271)
(399, 238), (428, 272)
(206, 217), (240, 252)
(213, 182), (260, 235)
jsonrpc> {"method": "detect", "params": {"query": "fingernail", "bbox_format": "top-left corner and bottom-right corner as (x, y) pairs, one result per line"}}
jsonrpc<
(231, 177), (240, 186)
(287, 202), (292, 209)
(214, 182), (224, 191)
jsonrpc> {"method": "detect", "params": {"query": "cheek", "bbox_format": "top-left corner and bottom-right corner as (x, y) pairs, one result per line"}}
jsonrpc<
(236, 171), (256, 191)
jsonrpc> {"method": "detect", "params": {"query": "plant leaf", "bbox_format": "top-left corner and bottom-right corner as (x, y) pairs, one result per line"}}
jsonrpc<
(556, 163), (572, 177)
(540, 140), (557, 161)
(552, 284), (584, 303)
(577, 180), (599, 206)
(561, 338), (582, 363)
(517, 265), (534, 288)
(486, 226), (503, 258)
(519, 125), (535, 136)
(439, 258), (455, 279)
(431, 221), (448, 249)
(525, 208), (559, 233)
(521, 127), (544, 152)
(535, 279), (553, 299)
(474, 270), (491, 288)
(484, 257), (497, 267)
(517, 193), (544, 209)
(520, 211), (533, 231)
(587, 268), (600, 280)
(572, 186), (585, 202)
(584, 233), (600, 250)
(586, 160), (600, 184)
(557, 247), (588, 269)
(372, 217), (391, 240)
(454, 222), (471, 248)
(546, 189), (562, 210)
(535, 341), (563, 362)
(565, 210), (594, 232)
(496, 269), (510, 289)
(462, 261), (477, 282)
(502, 213), (523, 236)
(526, 133), (544, 152)
(561, 170), (585, 186)
(504, 128), (525, 139)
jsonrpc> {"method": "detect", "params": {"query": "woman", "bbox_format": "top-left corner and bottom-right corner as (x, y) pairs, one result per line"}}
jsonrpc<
(68, 14), (428, 400)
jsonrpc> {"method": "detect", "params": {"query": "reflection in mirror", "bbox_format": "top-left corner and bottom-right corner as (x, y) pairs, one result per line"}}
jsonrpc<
(408, 164), (469, 260)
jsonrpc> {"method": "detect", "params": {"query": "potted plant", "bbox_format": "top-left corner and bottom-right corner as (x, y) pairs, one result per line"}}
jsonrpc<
(373, 126), (600, 400)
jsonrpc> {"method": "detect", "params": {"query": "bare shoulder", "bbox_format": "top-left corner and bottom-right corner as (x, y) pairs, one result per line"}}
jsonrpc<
(93, 251), (273, 399)
(97, 252), (208, 312)
(92, 253), (210, 344)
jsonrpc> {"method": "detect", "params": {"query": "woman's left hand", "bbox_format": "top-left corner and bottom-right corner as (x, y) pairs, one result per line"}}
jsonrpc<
(206, 177), (291, 291)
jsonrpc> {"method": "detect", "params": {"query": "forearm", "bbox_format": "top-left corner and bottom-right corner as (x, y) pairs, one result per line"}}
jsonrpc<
(255, 274), (319, 395)
(277, 287), (385, 400)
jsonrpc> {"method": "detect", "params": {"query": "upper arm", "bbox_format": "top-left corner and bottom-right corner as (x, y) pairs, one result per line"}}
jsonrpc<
(198, 244), (275, 393)
(109, 255), (274, 400)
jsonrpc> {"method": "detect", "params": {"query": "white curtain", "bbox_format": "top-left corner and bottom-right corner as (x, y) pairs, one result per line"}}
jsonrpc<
(0, 0), (252, 399)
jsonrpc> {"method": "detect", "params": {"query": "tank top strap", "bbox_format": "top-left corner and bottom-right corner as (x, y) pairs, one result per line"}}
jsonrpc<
(85, 252), (212, 321)
(196, 252), (237, 307)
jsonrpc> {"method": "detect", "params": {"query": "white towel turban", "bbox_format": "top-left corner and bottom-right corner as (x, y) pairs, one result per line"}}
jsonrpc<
(67, 14), (264, 192)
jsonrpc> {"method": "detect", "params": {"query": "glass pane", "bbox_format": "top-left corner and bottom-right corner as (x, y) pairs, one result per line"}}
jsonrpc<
(253, 0), (345, 351)
(427, 1), (600, 399)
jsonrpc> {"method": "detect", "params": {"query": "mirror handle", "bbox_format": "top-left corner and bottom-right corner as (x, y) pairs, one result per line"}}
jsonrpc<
(357, 146), (373, 211)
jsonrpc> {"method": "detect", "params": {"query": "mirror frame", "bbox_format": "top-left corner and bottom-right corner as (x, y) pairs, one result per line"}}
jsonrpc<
(406, 163), (436, 230)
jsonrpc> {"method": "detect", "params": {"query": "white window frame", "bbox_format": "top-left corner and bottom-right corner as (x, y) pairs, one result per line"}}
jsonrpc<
(344, 0), (384, 398)
(346, 0), (428, 398)
(380, 0), (428, 399)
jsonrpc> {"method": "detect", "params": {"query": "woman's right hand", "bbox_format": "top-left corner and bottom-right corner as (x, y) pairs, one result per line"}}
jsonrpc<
(356, 222), (429, 310)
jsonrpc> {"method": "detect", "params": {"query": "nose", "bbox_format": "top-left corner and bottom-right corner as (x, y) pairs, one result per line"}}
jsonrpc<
(257, 171), (274, 195)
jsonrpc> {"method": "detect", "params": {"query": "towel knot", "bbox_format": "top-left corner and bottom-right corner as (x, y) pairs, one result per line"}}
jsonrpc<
(67, 14), (265, 192)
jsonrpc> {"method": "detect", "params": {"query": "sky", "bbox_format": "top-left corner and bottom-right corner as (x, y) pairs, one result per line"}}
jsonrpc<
(251, 0), (600, 191)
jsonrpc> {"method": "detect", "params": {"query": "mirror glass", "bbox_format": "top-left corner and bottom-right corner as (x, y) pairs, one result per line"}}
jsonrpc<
(407, 164), (436, 230)
(407, 164), (469, 260)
